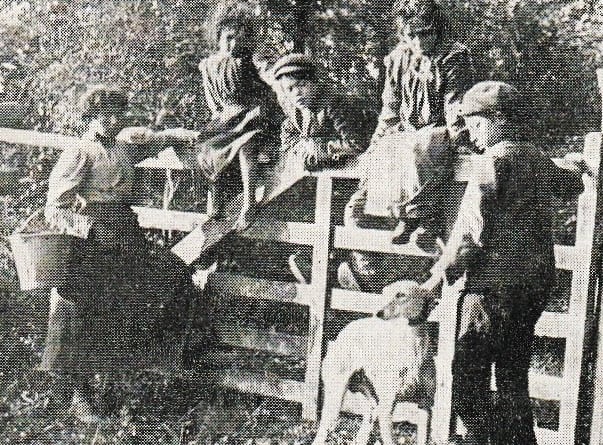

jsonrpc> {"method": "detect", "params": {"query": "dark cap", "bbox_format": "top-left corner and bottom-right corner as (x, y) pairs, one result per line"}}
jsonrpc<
(459, 81), (521, 119)
(80, 85), (128, 118)
(272, 53), (315, 80)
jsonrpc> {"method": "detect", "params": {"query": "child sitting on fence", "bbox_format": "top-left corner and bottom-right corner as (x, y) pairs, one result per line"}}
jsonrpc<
(337, 0), (474, 292)
(136, 4), (283, 231)
(191, 4), (283, 230)
(380, 81), (587, 445)
(269, 53), (376, 285)
(270, 53), (374, 174)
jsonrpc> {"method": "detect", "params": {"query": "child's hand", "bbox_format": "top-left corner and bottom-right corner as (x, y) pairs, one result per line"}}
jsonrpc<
(302, 139), (330, 170)
(116, 126), (154, 144)
(562, 152), (593, 176)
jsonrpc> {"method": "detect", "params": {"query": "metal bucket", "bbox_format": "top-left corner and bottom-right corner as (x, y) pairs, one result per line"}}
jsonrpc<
(7, 232), (71, 291)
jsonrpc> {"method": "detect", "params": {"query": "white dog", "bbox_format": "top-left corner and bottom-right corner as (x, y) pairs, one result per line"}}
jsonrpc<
(312, 280), (437, 445)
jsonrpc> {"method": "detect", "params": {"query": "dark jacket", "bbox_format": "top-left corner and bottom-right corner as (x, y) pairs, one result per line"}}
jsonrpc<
(280, 88), (374, 160)
(432, 141), (584, 293)
(374, 41), (474, 140)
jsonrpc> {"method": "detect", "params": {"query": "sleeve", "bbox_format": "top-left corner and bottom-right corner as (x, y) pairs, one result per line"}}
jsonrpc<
(115, 127), (200, 165)
(372, 53), (402, 142)
(429, 155), (498, 283)
(541, 156), (585, 201)
(44, 147), (94, 238)
(327, 96), (372, 156)
(199, 58), (220, 117)
(440, 46), (475, 136)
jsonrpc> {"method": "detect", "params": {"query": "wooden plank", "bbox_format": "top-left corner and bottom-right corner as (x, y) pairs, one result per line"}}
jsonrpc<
(0, 127), (82, 150)
(535, 312), (572, 339)
(334, 226), (439, 258)
(554, 245), (578, 271)
(331, 286), (570, 338)
(132, 206), (207, 232)
(529, 372), (563, 401)
(213, 320), (307, 359)
(207, 272), (312, 306)
(588, 84), (603, 445)
(558, 130), (601, 443)
(171, 164), (307, 264)
(238, 220), (317, 245)
(535, 427), (562, 445)
(132, 205), (316, 244)
(302, 176), (334, 420)
(593, 100), (603, 445)
(430, 278), (464, 444)
(204, 368), (306, 404)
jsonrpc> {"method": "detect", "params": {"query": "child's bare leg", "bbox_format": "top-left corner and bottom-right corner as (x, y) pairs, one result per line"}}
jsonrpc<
(206, 182), (225, 219)
(234, 145), (259, 231)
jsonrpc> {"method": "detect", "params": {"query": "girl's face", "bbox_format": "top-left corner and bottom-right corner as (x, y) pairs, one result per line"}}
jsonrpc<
(218, 25), (246, 54)
(97, 109), (126, 139)
(397, 20), (439, 55)
(464, 114), (507, 151)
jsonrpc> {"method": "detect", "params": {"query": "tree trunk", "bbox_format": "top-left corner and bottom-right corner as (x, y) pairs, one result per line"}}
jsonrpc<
(293, 0), (312, 53)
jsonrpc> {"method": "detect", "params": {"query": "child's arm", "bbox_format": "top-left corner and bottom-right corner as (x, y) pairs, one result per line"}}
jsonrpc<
(280, 117), (301, 153)
(327, 96), (372, 158)
(45, 146), (94, 238)
(545, 154), (586, 200)
(420, 155), (497, 291)
(116, 127), (200, 164)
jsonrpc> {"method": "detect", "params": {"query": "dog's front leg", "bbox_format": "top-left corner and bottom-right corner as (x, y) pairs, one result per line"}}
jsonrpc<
(354, 382), (377, 445)
(376, 392), (396, 445)
(312, 377), (348, 445)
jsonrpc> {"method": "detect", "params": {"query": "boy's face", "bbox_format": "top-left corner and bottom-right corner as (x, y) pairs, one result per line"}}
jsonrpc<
(277, 74), (318, 109)
(464, 114), (507, 152)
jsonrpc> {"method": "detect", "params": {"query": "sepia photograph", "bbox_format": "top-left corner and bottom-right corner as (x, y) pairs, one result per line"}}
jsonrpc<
(0, 0), (602, 444)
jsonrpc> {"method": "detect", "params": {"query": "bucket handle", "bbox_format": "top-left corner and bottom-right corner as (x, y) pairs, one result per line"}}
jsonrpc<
(14, 208), (45, 234)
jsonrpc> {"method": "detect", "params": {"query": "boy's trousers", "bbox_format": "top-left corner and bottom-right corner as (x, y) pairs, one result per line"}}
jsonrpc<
(452, 286), (549, 445)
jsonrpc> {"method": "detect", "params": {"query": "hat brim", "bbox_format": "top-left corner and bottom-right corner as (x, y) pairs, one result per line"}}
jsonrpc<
(274, 65), (314, 80)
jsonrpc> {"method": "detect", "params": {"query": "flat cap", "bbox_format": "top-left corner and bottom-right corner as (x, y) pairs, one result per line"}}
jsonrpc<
(459, 81), (521, 118)
(272, 53), (315, 80)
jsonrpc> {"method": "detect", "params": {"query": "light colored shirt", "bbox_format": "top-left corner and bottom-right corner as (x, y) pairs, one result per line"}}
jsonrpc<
(44, 126), (165, 238)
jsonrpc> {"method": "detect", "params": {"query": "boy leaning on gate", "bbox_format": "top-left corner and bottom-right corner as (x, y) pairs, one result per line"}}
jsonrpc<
(378, 81), (588, 445)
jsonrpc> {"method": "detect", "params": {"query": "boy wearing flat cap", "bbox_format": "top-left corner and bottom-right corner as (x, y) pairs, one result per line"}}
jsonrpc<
(271, 53), (374, 172)
(380, 81), (587, 444)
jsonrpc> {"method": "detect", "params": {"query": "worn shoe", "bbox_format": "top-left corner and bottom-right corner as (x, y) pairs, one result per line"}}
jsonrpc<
(337, 262), (362, 291)
(68, 389), (101, 424)
(288, 252), (312, 285)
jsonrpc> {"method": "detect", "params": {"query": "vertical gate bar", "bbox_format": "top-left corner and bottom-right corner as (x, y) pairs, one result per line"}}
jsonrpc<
(302, 176), (334, 420)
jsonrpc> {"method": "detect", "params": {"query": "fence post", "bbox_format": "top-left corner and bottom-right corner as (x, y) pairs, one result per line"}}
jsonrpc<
(589, 67), (603, 445)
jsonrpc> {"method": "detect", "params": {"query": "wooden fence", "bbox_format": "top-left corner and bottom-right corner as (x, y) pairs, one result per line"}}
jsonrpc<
(134, 123), (602, 444)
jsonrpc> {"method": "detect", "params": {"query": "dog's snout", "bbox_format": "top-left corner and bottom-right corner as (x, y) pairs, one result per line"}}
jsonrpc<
(376, 310), (384, 319)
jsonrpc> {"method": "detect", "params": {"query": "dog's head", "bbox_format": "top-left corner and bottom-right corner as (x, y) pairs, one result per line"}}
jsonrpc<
(376, 280), (430, 321)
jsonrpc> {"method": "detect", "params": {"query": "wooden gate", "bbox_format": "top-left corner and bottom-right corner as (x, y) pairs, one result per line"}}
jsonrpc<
(134, 120), (601, 443)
